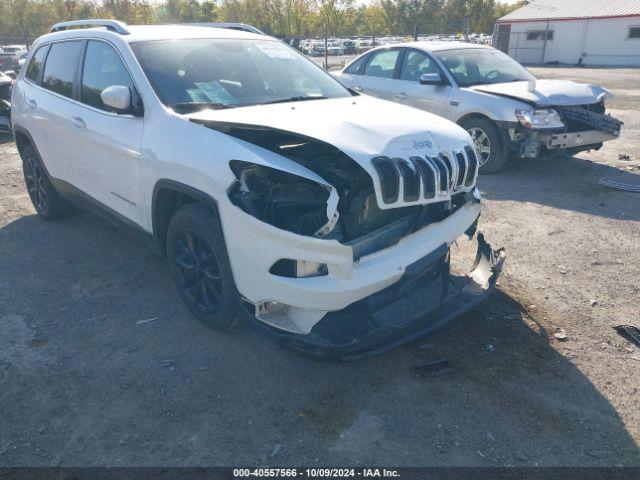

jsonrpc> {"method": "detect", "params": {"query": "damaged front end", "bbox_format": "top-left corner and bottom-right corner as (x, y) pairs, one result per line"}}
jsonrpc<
(191, 116), (503, 359)
(506, 100), (623, 159)
(249, 232), (505, 361)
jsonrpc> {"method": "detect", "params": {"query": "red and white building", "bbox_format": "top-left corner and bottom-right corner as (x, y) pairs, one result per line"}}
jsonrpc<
(494, 0), (640, 66)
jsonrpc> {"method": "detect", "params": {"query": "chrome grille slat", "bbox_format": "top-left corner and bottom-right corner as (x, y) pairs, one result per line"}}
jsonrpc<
(436, 154), (453, 193)
(394, 157), (421, 202)
(454, 151), (467, 188)
(463, 146), (478, 186)
(409, 156), (436, 199)
(372, 156), (400, 204)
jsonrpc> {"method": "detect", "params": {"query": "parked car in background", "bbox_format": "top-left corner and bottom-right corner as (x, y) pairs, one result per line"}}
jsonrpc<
(1, 44), (28, 55)
(309, 41), (326, 56)
(0, 70), (12, 133)
(356, 39), (373, 52)
(12, 20), (503, 359)
(0, 52), (20, 71)
(342, 39), (357, 55)
(325, 40), (342, 56)
(335, 42), (622, 172)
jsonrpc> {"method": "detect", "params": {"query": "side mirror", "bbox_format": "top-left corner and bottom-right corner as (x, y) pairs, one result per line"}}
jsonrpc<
(101, 85), (131, 113)
(419, 73), (446, 85)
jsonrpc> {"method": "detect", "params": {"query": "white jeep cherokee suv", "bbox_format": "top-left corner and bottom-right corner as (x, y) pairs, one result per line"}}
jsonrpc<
(12, 20), (504, 359)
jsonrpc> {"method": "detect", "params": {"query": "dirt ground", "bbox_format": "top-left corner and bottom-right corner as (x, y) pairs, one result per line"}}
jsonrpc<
(0, 67), (639, 467)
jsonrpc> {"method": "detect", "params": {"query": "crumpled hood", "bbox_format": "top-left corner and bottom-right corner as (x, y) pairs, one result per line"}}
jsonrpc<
(468, 80), (611, 107)
(186, 95), (472, 163)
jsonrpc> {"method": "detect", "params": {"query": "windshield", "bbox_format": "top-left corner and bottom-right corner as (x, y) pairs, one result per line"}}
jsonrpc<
(131, 39), (351, 110)
(435, 48), (534, 87)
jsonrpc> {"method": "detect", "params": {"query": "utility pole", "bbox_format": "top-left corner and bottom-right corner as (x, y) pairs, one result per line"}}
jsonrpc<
(412, 0), (419, 40)
(324, 25), (329, 70)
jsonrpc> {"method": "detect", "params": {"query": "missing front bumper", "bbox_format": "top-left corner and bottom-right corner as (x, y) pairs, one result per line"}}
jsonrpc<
(539, 130), (617, 150)
(249, 233), (505, 361)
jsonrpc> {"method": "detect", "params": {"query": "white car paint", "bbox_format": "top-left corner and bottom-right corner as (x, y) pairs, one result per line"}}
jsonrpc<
(12, 26), (482, 335)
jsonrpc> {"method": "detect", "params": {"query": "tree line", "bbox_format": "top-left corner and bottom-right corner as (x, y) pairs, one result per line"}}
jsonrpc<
(0, 0), (525, 44)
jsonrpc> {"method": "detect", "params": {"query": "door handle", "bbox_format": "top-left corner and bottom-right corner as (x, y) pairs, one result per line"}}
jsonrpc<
(393, 92), (408, 100)
(26, 98), (37, 109)
(71, 116), (86, 129)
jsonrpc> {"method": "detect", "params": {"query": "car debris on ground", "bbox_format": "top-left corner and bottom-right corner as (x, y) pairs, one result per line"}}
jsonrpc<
(613, 325), (640, 349)
(554, 328), (569, 341)
(599, 172), (640, 192)
(136, 317), (160, 325)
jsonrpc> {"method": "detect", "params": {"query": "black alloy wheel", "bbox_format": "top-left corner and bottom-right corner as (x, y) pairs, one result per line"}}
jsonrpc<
(173, 231), (224, 314)
(166, 202), (241, 330)
(20, 144), (72, 219)
(24, 154), (48, 212)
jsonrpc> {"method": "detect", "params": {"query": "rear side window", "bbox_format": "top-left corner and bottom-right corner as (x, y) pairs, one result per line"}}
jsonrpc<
(25, 46), (49, 83)
(81, 41), (135, 111)
(42, 41), (84, 98)
(364, 50), (399, 79)
(344, 55), (368, 75)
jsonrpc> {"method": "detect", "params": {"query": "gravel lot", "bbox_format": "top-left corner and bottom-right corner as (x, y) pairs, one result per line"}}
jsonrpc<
(0, 67), (639, 467)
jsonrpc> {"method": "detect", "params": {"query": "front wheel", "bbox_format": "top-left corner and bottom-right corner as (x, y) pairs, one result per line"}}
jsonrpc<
(460, 118), (508, 174)
(167, 203), (242, 331)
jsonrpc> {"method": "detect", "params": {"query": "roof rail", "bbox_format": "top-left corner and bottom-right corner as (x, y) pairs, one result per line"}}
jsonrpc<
(185, 22), (265, 35)
(50, 19), (130, 35)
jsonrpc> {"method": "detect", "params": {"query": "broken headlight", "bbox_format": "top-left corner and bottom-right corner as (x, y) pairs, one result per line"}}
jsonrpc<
(515, 109), (564, 130)
(228, 160), (338, 237)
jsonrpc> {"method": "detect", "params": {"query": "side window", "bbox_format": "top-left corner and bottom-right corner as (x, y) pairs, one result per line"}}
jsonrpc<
(364, 50), (399, 79)
(81, 41), (135, 111)
(25, 45), (49, 83)
(441, 53), (467, 84)
(400, 50), (438, 82)
(344, 54), (368, 75)
(526, 30), (554, 41)
(42, 41), (84, 98)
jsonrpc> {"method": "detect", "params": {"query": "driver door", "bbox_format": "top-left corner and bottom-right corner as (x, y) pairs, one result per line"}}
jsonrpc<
(393, 48), (451, 118)
(69, 40), (145, 226)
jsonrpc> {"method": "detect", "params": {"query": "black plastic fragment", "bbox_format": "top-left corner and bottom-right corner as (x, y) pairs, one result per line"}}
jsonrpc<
(613, 325), (640, 349)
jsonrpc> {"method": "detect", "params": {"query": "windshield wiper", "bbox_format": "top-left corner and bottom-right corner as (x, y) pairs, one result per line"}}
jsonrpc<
(261, 96), (328, 105)
(171, 102), (235, 113)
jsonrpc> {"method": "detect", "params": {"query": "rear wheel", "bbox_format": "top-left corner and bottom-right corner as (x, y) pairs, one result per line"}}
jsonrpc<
(167, 203), (242, 331)
(21, 144), (73, 219)
(461, 117), (508, 173)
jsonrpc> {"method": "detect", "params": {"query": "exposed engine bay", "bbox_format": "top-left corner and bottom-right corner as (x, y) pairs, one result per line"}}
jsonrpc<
(196, 120), (477, 262)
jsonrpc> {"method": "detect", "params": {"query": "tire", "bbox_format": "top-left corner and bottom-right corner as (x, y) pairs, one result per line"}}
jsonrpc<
(21, 144), (73, 220)
(166, 202), (241, 331)
(460, 117), (508, 174)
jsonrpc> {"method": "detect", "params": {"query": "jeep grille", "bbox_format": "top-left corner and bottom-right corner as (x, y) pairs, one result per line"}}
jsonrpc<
(371, 147), (478, 206)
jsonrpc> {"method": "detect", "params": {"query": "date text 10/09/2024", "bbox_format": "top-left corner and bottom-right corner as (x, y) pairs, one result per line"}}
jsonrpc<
(233, 469), (401, 478)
